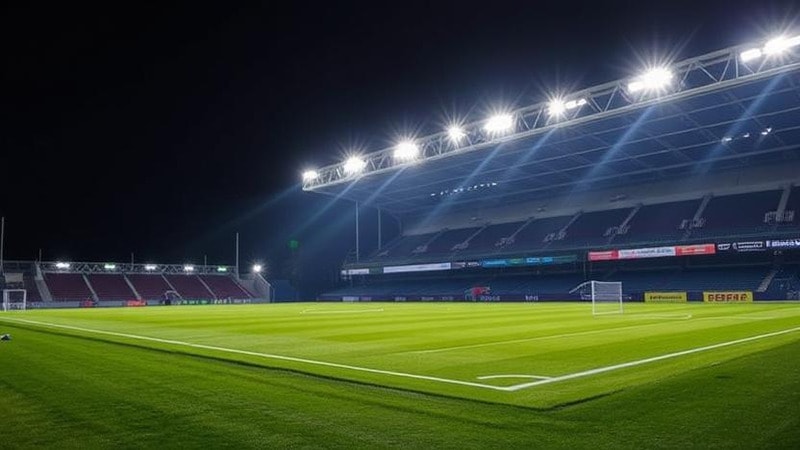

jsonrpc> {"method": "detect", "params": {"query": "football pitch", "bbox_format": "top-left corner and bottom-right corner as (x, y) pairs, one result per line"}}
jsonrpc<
(1, 302), (799, 448)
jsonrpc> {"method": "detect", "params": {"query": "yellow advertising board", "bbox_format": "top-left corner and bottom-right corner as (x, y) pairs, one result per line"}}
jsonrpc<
(703, 291), (753, 303)
(644, 292), (687, 303)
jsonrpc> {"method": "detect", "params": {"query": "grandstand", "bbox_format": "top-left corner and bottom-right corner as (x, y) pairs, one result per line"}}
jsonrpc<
(303, 36), (800, 302)
(0, 261), (262, 305)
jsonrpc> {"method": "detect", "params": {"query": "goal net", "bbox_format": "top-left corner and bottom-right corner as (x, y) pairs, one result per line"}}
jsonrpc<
(590, 281), (623, 315)
(2, 289), (27, 312)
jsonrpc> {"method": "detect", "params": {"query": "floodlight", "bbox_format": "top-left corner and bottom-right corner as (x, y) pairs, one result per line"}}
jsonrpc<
(343, 156), (366, 174)
(393, 141), (419, 160)
(252, 264), (263, 273)
(144, 264), (157, 271)
(763, 35), (800, 55)
(447, 126), (466, 142)
(302, 170), (319, 181)
(548, 100), (567, 116)
(628, 67), (673, 93)
(740, 48), (762, 62)
(484, 114), (514, 133)
(761, 127), (772, 136)
(183, 265), (195, 272)
(548, 98), (586, 116)
(217, 266), (228, 272)
(55, 262), (71, 269)
(104, 264), (116, 270)
(721, 137), (733, 143)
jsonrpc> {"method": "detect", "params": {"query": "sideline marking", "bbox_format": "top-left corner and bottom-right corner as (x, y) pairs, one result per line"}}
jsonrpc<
(477, 374), (552, 380)
(0, 317), (505, 391)
(504, 325), (800, 391)
(301, 308), (384, 315)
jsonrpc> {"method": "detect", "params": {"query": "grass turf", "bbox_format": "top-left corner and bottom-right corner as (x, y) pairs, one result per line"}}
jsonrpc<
(1, 302), (799, 448)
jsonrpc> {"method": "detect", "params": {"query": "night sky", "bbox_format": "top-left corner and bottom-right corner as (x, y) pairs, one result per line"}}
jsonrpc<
(2, 1), (798, 287)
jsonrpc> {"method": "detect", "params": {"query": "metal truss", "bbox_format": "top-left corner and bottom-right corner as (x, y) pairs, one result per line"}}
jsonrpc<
(38, 261), (236, 275)
(303, 38), (800, 192)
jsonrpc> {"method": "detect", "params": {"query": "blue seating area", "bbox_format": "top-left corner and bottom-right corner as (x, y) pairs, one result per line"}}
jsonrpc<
(550, 207), (632, 248)
(506, 215), (573, 250)
(466, 221), (524, 253)
(614, 199), (700, 245)
(377, 232), (436, 258)
(691, 190), (781, 239)
(364, 188), (799, 265)
(777, 186), (800, 230)
(425, 227), (480, 254)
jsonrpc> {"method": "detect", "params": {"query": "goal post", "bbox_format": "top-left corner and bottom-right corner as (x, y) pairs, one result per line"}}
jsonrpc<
(2, 289), (27, 312)
(591, 281), (623, 315)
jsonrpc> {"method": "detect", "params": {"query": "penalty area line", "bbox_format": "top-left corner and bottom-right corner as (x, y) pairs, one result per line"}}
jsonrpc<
(505, 325), (800, 391)
(0, 317), (506, 392)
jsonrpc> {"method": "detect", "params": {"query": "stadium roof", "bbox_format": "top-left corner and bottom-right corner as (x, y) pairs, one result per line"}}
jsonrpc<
(303, 35), (800, 216)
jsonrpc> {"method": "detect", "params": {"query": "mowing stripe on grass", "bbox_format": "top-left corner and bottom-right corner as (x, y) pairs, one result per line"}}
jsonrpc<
(413, 319), (693, 354)
(300, 308), (385, 314)
(0, 317), (506, 391)
(504, 325), (800, 391)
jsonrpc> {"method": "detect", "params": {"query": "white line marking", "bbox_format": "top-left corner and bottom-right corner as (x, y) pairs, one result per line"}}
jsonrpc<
(0, 318), (505, 391)
(300, 308), (384, 315)
(504, 325), (800, 391)
(477, 374), (552, 380)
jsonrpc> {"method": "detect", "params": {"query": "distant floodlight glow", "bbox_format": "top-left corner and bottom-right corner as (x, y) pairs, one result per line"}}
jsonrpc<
(55, 262), (71, 269)
(217, 266), (228, 272)
(104, 264), (116, 270)
(144, 264), (157, 271)
(302, 170), (319, 181)
(740, 48), (762, 62)
(447, 126), (466, 142)
(763, 35), (800, 55)
(343, 156), (366, 174)
(483, 114), (514, 133)
(628, 67), (673, 93)
(393, 141), (419, 160)
(183, 265), (195, 272)
(761, 127), (773, 135)
(252, 264), (263, 273)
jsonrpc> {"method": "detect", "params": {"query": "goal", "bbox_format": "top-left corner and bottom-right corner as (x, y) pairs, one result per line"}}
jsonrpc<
(2, 289), (27, 312)
(590, 281), (623, 315)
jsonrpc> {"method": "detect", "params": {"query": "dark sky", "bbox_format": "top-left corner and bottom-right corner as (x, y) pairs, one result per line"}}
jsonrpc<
(2, 1), (798, 279)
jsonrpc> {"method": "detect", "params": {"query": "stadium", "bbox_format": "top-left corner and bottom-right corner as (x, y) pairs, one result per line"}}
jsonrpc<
(3, 14), (800, 450)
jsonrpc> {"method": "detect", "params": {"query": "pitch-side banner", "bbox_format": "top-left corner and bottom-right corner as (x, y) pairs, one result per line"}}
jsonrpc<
(383, 262), (452, 274)
(588, 243), (715, 261)
(644, 292), (688, 303)
(703, 291), (753, 303)
(766, 238), (800, 249)
(716, 241), (766, 252)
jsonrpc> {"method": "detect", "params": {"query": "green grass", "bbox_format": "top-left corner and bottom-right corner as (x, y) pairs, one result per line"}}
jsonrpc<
(1, 302), (799, 448)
